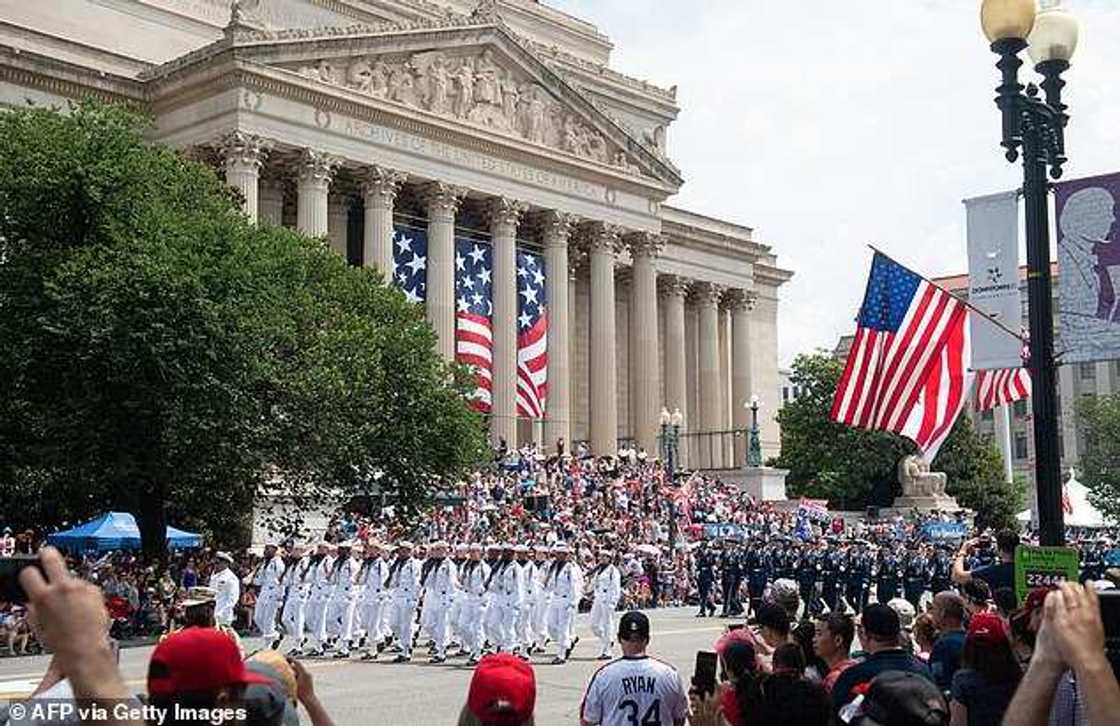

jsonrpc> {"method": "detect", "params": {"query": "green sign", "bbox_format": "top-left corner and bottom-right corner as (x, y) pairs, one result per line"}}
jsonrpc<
(1014, 545), (1080, 602)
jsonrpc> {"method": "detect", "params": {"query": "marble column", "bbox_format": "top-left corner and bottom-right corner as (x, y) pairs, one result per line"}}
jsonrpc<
(327, 195), (349, 258)
(218, 131), (269, 223)
(296, 149), (337, 237)
(660, 275), (691, 426)
(587, 223), (622, 456)
(489, 197), (529, 447)
(542, 211), (577, 450)
(628, 233), (663, 455)
(729, 290), (757, 466)
(1059, 364), (1077, 461)
(258, 177), (284, 227)
(362, 166), (406, 275)
(423, 182), (466, 361)
(719, 304), (732, 429)
(697, 282), (724, 467)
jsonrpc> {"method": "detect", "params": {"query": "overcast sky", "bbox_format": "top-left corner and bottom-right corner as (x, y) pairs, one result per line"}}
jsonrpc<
(555, 0), (1120, 366)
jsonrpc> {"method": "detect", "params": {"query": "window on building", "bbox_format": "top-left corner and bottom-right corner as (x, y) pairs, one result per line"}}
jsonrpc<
(981, 409), (994, 422)
(1013, 399), (1028, 418)
(1080, 362), (1096, 381)
(1058, 432), (1065, 458)
(1014, 433), (1028, 460)
(782, 387), (789, 403)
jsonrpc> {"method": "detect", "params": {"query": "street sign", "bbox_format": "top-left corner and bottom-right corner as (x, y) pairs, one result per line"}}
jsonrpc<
(1015, 545), (1080, 602)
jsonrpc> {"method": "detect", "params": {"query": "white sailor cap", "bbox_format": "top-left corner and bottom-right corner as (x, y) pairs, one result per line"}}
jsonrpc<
(552, 542), (570, 553)
(397, 540), (414, 549)
(513, 544), (529, 554)
(215, 551), (235, 565)
(430, 540), (449, 549)
(453, 544), (469, 554)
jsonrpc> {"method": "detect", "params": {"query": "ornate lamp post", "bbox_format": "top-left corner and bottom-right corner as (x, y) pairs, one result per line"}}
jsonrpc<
(659, 407), (684, 547)
(981, 0), (1079, 546)
(745, 395), (762, 468)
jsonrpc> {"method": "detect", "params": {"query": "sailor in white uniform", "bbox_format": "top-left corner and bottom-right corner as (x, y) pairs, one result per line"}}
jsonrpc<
(458, 543), (491, 666)
(420, 541), (458, 663)
(589, 549), (623, 659)
(545, 542), (583, 664)
(208, 551), (240, 628)
(303, 543), (335, 656)
(387, 540), (421, 663)
(251, 542), (285, 642)
(327, 541), (360, 657)
(278, 544), (313, 654)
(356, 540), (390, 660)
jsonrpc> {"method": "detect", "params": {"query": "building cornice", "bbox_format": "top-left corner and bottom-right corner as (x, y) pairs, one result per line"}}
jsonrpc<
(0, 45), (145, 105)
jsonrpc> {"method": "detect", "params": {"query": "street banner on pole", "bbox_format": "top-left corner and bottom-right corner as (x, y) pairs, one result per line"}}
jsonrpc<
(1055, 172), (1120, 363)
(965, 191), (1022, 370)
(1014, 544), (1080, 602)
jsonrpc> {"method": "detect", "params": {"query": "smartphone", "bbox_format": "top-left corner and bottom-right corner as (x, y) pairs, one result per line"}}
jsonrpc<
(693, 650), (718, 697)
(1100, 591), (1120, 650)
(0, 556), (42, 604)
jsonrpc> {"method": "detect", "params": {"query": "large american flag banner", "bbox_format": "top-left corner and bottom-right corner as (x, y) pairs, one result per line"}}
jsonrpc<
(974, 367), (1031, 411)
(455, 238), (493, 413)
(516, 249), (548, 418)
(391, 225), (427, 304)
(831, 253), (970, 461)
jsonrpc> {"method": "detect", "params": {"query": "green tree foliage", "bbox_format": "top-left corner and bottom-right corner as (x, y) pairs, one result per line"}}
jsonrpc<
(0, 103), (488, 556)
(774, 352), (1022, 527)
(1078, 393), (1120, 524)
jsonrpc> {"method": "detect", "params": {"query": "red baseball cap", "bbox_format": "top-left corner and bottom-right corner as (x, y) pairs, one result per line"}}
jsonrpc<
(148, 627), (272, 697)
(1022, 586), (1055, 615)
(967, 612), (1009, 645)
(467, 653), (536, 725)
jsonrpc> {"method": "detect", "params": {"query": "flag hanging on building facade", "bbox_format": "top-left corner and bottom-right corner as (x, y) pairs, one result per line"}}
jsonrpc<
(516, 249), (548, 418)
(964, 191), (1023, 370)
(391, 225), (427, 304)
(831, 252), (970, 461)
(974, 367), (1032, 411)
(455, 238), (494, 413)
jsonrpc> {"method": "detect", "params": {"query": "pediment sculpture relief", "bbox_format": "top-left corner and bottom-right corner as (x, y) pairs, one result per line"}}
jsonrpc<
(291, 49), (644, 175)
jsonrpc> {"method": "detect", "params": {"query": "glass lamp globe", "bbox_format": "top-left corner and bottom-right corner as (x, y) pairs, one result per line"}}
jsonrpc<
(1028, 1), (1079, 64)
(981, 0), (1036, 42)
(660, 407), (672, 426)
(670, 408), (684, 427)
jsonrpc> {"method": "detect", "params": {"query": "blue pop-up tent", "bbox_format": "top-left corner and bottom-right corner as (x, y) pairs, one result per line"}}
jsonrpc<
(46, 512), (203, 553)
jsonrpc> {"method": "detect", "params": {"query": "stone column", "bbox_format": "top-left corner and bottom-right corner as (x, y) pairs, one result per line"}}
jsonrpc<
(719, 304), (732, 429)
(697, 282), (724, 467)
(489, 197), (529, 447)
(296, 149), (337, 237)
(587, 223), (622, 456)
(327, 195), (349, 258)
(258, 177), (284, 227)
(729, 290), (758, 466)
(627, 233), (663, 456)
(1058, 364), (1077, 462)
(660, 275), (691, 425)
(423, 182), (467, 361)
(218, 131), (269, 223)
(362, 166), (406, 275)
(542, 211), (577, 450)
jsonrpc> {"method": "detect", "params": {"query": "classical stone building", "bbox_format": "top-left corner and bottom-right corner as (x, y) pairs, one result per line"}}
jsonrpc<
(0, 0), (792, 464)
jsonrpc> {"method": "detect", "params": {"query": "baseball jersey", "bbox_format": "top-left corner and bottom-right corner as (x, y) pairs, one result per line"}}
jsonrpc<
(580, 655), (689, 726)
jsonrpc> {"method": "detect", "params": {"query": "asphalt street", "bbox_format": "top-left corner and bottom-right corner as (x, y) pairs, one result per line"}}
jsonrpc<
(0, 607), (729, 725)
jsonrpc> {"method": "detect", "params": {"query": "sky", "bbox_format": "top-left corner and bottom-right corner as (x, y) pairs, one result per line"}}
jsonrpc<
(553, 0), (1120, 366)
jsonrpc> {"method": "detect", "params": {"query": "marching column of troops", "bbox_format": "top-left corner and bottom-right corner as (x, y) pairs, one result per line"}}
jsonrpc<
(694, 537), (960, 618)
(243, 539), (626, 666)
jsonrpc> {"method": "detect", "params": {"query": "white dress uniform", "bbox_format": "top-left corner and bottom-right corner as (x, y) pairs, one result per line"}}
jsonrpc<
(279, 556), (313, 649)
(484, 559), (523, 652)
(589, 563), (622, 657)
(387, 555), (421, 659)
(208, 566), (240, 627)
(531, 556), (552, 649)
(517, 558), (540, 650)
(304, 554), (335, 651)
(545, 559), (583, 662)
(326, 553), (359, 653)
(252, 553), (286, 638)
(458, 559), (491, 661)
(356, 555), (389, 654)
(421, 557), (459, 659)
(447, 556), (467, 648)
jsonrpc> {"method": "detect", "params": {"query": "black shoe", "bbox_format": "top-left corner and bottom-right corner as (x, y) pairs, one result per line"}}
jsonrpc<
(597, 653), (612, 661)
(392, 654), (411, 663)
(550, 657), (566, 665)
(695, 612), (705, 618)
(429, 655), (446, 664)
(332, 650), (350, 659)
(357, 636), (367, 649)
(269, 637), (282, 650)
(565, 636), (579, 661)
(360, 651), (377, 661)
(466, 656), (480, 666)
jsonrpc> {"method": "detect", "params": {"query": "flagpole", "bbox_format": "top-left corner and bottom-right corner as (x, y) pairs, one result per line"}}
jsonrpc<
(866, 244), (1024, 344)
(994, 404), (1015, 484)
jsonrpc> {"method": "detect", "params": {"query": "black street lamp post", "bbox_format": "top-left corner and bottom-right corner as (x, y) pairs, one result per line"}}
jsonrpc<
(982, 0), (1079, 546)
(745, 395), (762, 469)
(659, 407), (683, 547)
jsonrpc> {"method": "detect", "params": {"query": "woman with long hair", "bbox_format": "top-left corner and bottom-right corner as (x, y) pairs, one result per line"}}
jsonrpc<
(949, 612), (1022, 726)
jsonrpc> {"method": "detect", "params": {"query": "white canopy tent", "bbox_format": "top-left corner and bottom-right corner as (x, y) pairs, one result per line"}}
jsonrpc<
(1017, 469), (1112, 528)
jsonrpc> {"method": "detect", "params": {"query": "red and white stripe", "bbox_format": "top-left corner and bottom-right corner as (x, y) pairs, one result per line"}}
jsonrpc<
(456, 312), (493, 413)
(832, 280), (969, 449)
(515, 313), (547, 418)
(973, 367), (1031, 412)
(901, 311), (972, 462)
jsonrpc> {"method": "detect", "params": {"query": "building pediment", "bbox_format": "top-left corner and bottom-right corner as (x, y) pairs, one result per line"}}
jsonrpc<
(144, 16), (682, 189)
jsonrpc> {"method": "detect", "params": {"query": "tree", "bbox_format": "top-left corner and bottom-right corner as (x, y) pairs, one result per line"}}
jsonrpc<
(933, 416), (1023, 531)
(774, 352), (1022, 526)
(1078, 393), (1120, 524)
(0, 103), (488, 557)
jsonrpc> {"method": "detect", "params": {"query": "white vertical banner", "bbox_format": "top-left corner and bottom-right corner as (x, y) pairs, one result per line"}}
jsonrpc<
(965, 191), (1022, 370)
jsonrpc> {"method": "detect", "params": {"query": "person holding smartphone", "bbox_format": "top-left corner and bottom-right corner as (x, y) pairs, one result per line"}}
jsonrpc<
(952, 530), (1019, 595)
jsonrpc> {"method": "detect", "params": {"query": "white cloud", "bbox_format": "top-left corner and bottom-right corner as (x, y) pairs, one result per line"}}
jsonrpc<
(555, 0), (1120, 364)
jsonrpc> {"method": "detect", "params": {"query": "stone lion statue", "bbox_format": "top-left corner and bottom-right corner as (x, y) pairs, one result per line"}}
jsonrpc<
(898, 455), (948, 498)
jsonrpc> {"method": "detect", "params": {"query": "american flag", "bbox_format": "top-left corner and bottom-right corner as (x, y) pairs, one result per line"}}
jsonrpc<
(974, 367), (1032, 411)
(831, 253), (969, 461)
(455, 238), (493, 413)
(391, 225), (427, 304)
(516, 250), (548, 418)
